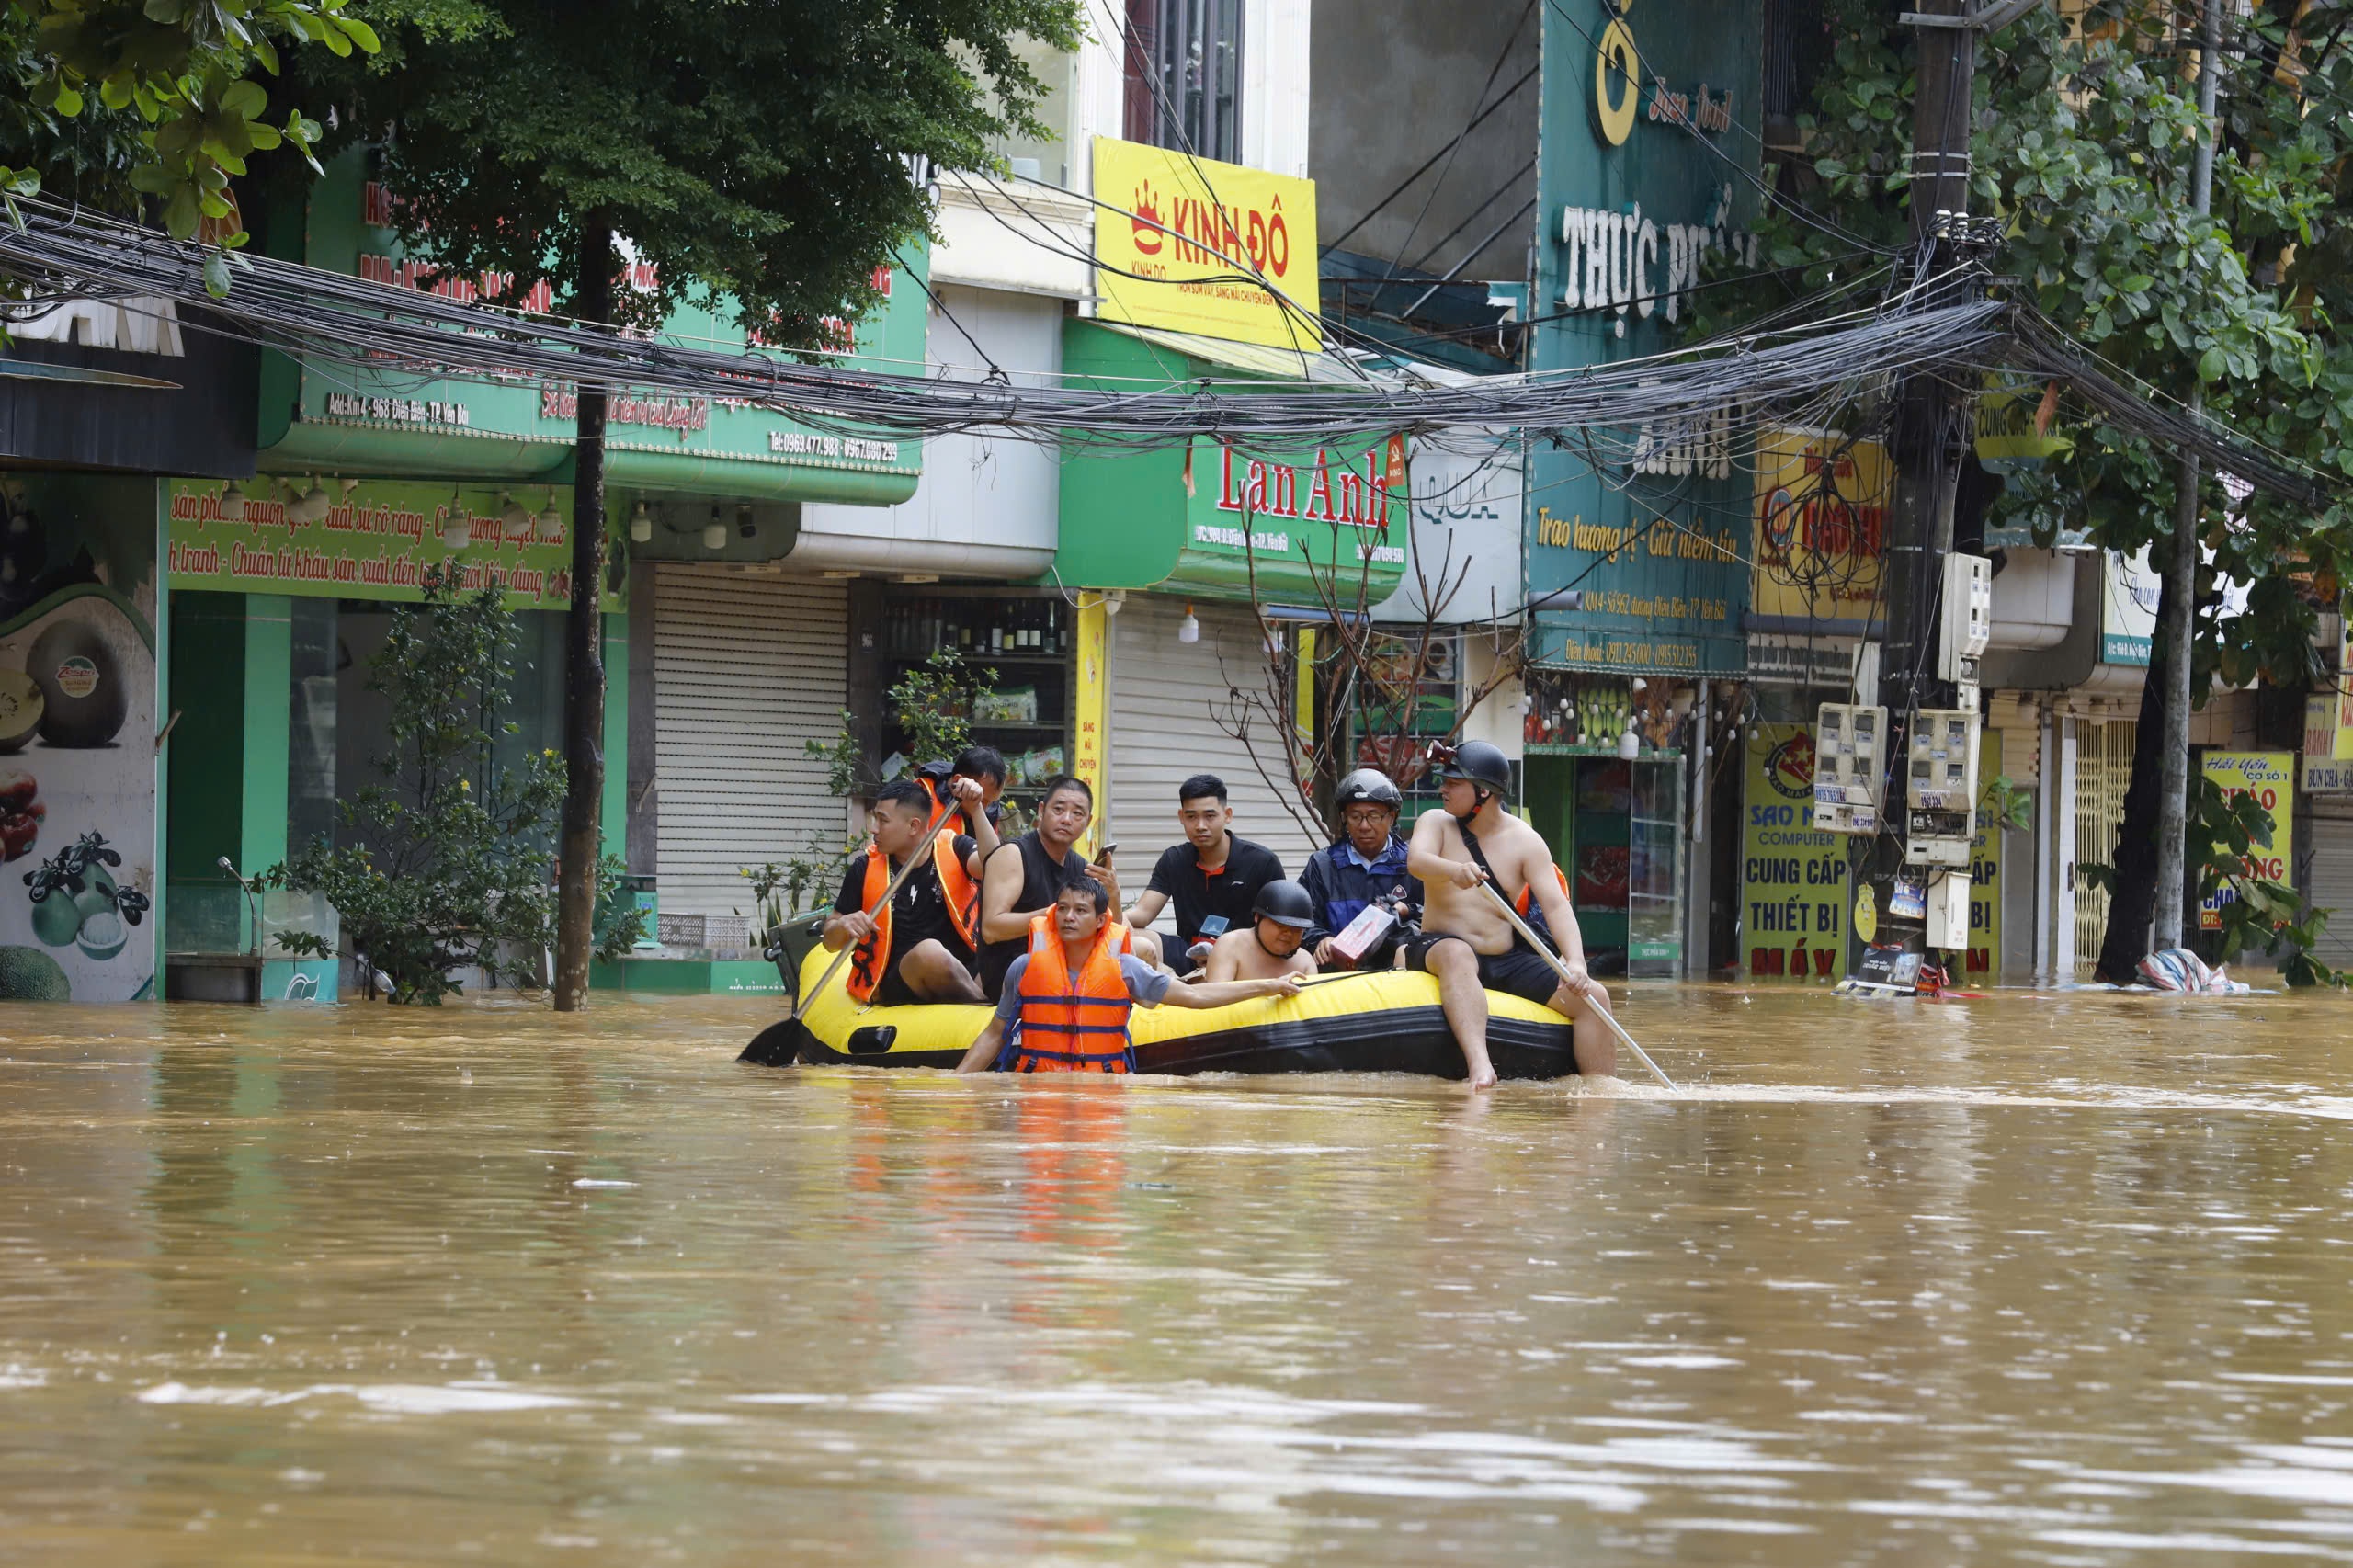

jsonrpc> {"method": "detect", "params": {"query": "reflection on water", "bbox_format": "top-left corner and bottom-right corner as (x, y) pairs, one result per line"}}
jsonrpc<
(5, 987), (2353, 1563)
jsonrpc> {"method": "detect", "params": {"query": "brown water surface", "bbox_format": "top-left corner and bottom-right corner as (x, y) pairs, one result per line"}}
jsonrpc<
(5, 985), (2353, 1564)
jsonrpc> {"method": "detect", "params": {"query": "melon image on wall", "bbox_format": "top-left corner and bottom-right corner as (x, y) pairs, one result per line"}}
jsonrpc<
(0, 506), (157, 1003)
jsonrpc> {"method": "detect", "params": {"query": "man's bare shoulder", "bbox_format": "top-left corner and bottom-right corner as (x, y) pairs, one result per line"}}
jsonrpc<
(1409, 806), (1460, 842)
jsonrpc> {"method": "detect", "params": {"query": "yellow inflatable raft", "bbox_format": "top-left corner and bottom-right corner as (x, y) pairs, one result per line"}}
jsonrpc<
(740, 941), (1582, 1079)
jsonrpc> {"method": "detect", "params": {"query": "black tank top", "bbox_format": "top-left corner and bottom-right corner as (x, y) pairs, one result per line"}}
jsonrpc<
(977, 832), (1080, 994)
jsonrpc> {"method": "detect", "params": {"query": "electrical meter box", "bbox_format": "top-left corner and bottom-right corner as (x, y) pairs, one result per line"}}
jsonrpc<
(1938, 552), (1994, 686)
(1904, 708), (1980, 868)
(1924, 868), (1972, 949)
(1813, 702), (1887, 835)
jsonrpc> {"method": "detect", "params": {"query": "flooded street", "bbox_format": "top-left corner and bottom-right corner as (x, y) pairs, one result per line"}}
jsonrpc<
(6, 987), (2353, 1564)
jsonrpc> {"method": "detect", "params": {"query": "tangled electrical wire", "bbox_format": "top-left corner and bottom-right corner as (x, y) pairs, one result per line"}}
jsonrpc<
(0, 195), (2329, 506)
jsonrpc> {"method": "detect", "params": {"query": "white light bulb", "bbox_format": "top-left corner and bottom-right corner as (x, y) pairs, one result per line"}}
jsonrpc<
(702, 520), (726, 551)
(1617, 729), (1640, 760)
(629, 501), (652, 544)
(1177, 608), (1200, 644)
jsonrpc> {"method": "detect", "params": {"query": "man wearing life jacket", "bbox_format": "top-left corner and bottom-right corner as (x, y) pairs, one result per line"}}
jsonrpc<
(975, 774), (1162, 998)
(957, 880), (1302, 1074)
(1404, 739), (1617, 1087)
(823, 777), (986, 1006)
(1202, 880), (1320, 983)
(1302, 768), (1422, 970)
(913, 744), (1007, 860)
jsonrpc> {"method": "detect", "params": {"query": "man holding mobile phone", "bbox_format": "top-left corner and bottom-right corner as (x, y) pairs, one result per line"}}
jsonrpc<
(1121, 774), (1285, 979)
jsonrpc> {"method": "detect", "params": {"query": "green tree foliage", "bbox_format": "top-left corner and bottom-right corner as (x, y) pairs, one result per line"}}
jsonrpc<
(0, 0), (375, 241)
(266, 565), (645, 1003)
(293, 0), (1080, 335)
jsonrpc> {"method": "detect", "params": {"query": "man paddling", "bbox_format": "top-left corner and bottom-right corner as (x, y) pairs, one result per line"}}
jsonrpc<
(1201, 879), (1319, 983)
(1404, 740), (1617, 1086)
(975, 775), (1161, 999)
(823, 778), (985, 1006)
(957, 881), (1302, 1073)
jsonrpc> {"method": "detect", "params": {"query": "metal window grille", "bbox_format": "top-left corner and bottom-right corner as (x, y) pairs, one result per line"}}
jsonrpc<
(1123, 0), (1245, 165)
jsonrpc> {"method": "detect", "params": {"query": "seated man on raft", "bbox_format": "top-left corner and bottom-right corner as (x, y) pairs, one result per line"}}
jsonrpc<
(1201, 879), (1319, 983)
(957, 880), (1302, 1073)
(974, 774), (1161, 1000)
(1404, 740), (1618, 1087)
(823, 777), (987, 1006)
(914, 744), (1008, 856)
(1123, 773), (1285, 978)
(1302, 767), (1422, 971)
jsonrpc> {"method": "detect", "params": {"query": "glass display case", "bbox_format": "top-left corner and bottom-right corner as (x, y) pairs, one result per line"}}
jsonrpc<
(875, 586), (1074, 809)
(1522, 747), (1685, 979)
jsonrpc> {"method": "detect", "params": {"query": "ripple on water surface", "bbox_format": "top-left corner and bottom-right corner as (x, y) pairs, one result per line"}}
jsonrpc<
(1, 984), (2351, 1564)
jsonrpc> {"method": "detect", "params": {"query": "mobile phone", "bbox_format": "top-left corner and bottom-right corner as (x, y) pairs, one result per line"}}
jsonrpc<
(1092, 841), (1119, 866)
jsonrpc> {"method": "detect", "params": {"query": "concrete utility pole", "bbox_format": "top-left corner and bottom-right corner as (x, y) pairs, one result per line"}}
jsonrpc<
(2154, 0), (2223, 948)
(1851, 0), (1978, 974)
(1881, 1), (1977, 725)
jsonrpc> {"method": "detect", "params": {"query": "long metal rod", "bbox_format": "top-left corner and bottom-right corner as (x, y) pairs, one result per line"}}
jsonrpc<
(795, 802), (952, 1018)
(1473, 882), (1679, 1092)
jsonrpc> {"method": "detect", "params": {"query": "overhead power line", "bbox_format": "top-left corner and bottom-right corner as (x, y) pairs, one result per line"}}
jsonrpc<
(0, 200), (2325, 505)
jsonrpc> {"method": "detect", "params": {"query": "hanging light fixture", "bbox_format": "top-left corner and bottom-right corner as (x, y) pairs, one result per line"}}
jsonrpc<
(285, 475), (331, 526)
(536, 489), (562, 541)
(498, 491), (530, 532)
(1617, 722), (1641, 761)
(1177, 602), (1199, 643)
(217, 481), (250, 523)
(629, 499), (653, 544)
(736, 503), (756, 540)
(701, 505), (726, 551)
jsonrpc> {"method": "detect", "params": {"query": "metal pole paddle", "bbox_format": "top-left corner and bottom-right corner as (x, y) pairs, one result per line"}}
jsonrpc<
(795, 800), (955, 1018)
(1473, 880), (1678, 1092)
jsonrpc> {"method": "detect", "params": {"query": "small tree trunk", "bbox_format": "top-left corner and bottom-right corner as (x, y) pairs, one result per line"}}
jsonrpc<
(553, 219), (613, 1011)
(2094, 551), (2176, 983)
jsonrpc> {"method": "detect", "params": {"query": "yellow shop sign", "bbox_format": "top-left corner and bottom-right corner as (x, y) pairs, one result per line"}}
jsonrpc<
(1092, 137), (1321, 349)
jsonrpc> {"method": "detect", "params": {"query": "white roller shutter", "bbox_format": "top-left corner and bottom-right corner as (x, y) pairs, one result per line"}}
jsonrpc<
(1108, 595), (1322, 922)
(2306, 801), (2353, 971)
(654, 564), (849, 919)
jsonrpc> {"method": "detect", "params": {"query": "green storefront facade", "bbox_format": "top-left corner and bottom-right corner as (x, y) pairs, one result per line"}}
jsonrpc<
(1518, 2), (1766, 976)
(163, 153), (927, 1000)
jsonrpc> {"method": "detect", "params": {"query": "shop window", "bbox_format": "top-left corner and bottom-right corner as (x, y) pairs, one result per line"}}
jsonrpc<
(1122, 0), (1244, 165)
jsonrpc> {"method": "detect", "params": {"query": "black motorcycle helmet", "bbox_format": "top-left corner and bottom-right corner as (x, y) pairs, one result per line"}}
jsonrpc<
(1251, 879), (1317, 929)
(1434, 739), (1513, 799)
(1335, 767), (1404, 813)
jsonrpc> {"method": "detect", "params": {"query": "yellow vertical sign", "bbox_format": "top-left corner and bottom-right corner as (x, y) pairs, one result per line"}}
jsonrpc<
(1073, 594), (1108, 851)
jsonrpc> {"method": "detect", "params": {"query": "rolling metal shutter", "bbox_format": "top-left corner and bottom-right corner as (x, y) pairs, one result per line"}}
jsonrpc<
(653, 564), (849, 919)
(2306, 800), (2353, 971)
(1108, 595), (1322, 931)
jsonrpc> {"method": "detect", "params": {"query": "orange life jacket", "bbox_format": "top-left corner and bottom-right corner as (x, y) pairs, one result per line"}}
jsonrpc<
(845, 832), (980, 1002)
(1513, 865), (1571, 918)
(1008, 915), (1137, 1073)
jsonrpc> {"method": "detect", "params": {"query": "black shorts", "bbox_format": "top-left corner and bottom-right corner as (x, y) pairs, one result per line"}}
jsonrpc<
(870, 944), (976, 1008)
(1404, 931), (1563, 1006)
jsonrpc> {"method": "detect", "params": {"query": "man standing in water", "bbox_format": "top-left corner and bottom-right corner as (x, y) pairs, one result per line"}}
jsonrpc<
(1404, 740), (1616, 1086)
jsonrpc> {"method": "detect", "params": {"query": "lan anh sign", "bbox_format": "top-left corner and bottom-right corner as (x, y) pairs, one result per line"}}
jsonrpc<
(165, 478), (620, 612)
(1092, 137), (1320, 350)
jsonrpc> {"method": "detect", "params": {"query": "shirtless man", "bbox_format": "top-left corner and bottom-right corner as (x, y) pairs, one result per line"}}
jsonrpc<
(1403, 740), (1616, 1086)
(1202, 879), (1319, 983)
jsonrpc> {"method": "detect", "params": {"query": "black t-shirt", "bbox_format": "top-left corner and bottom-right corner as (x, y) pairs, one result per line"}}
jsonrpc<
(832, 836), (980, 959)
(1146, 835), (1285, 952)
(975, 831), (1087, 997)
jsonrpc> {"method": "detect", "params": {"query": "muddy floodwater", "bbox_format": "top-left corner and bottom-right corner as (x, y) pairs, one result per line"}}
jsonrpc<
(7, 987), (2353, 1563)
